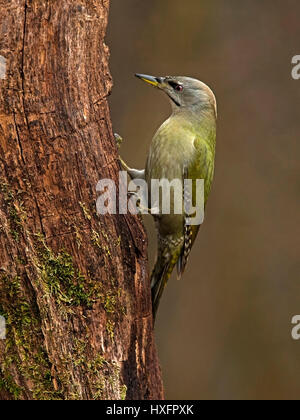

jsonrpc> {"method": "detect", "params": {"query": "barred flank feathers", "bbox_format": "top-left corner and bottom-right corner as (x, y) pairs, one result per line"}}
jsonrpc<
(177, 224), (193, 279)
(151, 236), (183, 321)
(177, 166), (194, 278)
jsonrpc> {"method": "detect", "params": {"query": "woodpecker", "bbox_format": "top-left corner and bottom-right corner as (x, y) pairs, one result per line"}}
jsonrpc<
(117, 74), (217, 321)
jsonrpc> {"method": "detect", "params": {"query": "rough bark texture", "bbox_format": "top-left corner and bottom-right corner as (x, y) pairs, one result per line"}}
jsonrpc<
(0, 0), (163, 400)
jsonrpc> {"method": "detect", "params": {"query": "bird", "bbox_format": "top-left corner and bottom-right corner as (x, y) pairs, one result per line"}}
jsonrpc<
(117, 73), (217, 321)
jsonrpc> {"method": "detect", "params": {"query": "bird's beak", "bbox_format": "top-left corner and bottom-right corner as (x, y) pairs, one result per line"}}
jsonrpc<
(135, 73), (163, 88)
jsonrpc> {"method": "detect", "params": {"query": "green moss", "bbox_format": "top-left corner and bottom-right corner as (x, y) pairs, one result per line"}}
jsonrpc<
(91, 230), (101, 248)
(15, 256), (26, 266)
(120, 384), (127, 400)
(0, 182), (27, 242)
(34, 236), (98, 309)
(57, 345), (123, 400)
(79, 202), (91, 221)
(106, 320), (115, 340)
(64, 345), (121, 400)
(0, 374), (23, 399)
(46, 253), (91, 306)
(0, 274), (63, 400)
(88, 356), (122, 400)
(10, 230), (20, 242)
(91, 230), (111, 257)
(73, 226), (82, 249)
(104, 291), (117, 314)
(0, 226), (125, 400)
(0, 181), (13, 200)
(92, 384), (104, 400)
(72, 338), (88, 367)
(87, 354), (106, 373)
(9, 204), (23, 226)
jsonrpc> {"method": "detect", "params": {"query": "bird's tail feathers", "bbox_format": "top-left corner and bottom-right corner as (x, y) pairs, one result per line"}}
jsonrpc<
(176, 225), (193, 279)
(176, 253), (186, 280)
(151, 241), (182, 321)
(152, 256), (182, 322)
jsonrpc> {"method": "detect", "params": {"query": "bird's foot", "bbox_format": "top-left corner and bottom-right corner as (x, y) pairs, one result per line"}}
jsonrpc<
(114, 133), (131, 171)
(114, 133), (146, 181)
(127, 192), (151, 215)
(114, 133), (123, 150)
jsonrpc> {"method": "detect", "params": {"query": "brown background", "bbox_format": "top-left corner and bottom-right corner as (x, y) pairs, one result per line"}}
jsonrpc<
(107, 0), (300, 399)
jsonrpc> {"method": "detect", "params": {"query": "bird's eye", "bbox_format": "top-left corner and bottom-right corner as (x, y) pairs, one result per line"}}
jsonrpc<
(169, 81), (183, 92)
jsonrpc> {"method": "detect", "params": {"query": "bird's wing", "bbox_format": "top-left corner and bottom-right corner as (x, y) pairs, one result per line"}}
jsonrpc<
(177, 135), (214, 278)
(176, 165), (198, 278)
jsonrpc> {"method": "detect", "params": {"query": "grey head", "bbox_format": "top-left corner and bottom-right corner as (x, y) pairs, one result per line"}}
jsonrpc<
(135, 73), (217, 117)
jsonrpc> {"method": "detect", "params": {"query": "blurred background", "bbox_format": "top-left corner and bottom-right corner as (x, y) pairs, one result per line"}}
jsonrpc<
(107, 0), (300, 400)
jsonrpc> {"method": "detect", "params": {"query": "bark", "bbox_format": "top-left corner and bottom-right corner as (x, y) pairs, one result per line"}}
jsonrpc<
(0, 0), (163, 400)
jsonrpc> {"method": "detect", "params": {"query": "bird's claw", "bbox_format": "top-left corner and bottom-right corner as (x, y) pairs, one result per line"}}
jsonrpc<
(114, 133), (123, 149)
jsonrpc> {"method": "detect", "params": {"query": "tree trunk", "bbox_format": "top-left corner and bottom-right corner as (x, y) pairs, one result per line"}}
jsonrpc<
(0, 0), (163, 400)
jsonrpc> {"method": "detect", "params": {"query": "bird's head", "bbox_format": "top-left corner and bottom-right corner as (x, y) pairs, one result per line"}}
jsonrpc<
(135, 73), (217, 117)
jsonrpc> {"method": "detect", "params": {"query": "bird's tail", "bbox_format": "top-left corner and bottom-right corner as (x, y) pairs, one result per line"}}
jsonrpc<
(151, 240), (182, 321)
(151, 225), (200, 321)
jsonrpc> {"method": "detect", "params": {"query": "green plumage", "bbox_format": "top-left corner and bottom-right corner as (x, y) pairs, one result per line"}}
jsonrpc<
(119, 74), (217, 322)
(148, 109), (216, 319)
